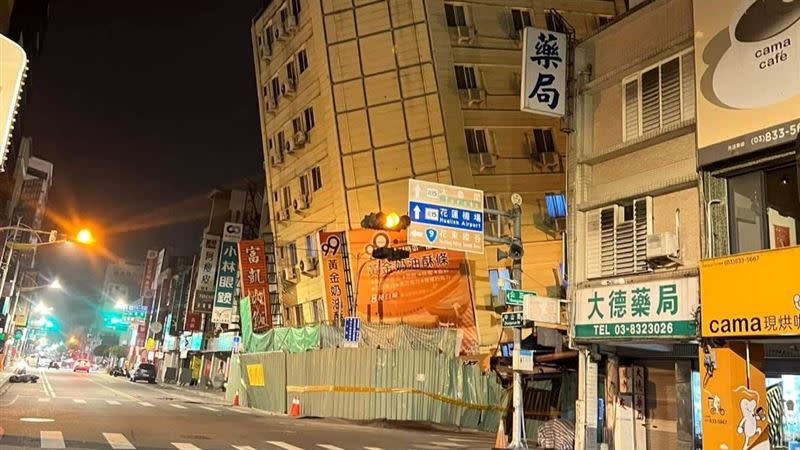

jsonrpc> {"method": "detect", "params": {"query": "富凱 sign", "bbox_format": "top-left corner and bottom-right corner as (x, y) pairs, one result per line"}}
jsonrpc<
(238, 239), (271, 333)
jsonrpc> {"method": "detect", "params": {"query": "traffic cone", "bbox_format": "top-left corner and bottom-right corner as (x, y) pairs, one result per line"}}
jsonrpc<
(493, 419), (508, 449)
(232, 390), (240, 407)
(289, 396), (301, 417)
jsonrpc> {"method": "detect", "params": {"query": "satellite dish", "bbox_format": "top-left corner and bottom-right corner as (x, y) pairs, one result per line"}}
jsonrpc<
(149, 322), (163, 333)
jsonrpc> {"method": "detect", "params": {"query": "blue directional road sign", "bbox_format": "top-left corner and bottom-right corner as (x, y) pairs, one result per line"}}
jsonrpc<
(343, 316), (361, 347)
(407, 179), (484, 254)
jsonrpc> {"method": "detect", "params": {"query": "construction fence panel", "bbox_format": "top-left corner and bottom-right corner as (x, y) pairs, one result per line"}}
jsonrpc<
(238, 351), (287, 414)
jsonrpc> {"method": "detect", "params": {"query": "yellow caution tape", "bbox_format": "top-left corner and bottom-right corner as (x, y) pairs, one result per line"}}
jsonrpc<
(286, 384), (505, 412)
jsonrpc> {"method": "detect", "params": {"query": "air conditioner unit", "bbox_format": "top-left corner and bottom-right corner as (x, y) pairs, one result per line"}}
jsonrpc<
(281, 78), (296, 96)
(275, 208), (290, 221)
(539, 151), (559, 167)
(284, 140), (294, 154)
(645, 232), (680, 262)
(473, 152), (495, 172)
(293, 130), (307, 147)
(456, 25), (474, 43)
(270, 152), (284, 166)
(466, 88), (485, 106)
(274, 23), (287, 41)
(293, 194), (310, 211)
(259, 44), (272, 62)
(282, 267), (298, 283)
(284, 14), (298, 34)
(298, 256), (318, 274)
(265, 98), (277, 114)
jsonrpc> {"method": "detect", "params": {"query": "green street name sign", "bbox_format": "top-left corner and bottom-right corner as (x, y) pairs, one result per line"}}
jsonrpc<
(504, 289), (536, 306)
(501, 311), (524, 328)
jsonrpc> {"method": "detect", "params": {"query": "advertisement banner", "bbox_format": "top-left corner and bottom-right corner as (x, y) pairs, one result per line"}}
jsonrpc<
(574, 277), (699, 339)
(193, 234), (220, 313)
(211, 222), (242, 324)
(693, 0), (800, 166)
(139, 250), (159, 311)
(237, 239), (271, 332)
(183, 312), (202, 332)
(319, 231), (352, 323)
(348, 229), (478, 354)
(521, 27), (567, 117)
(701, 246), (800, 337)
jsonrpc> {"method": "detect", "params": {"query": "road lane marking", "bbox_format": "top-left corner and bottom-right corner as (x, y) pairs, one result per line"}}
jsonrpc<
(230, 407), (250, 414)
(40, 370), (55, 397)
(103, 433), (136, 449)
(232, 446), (258, 450)
(106, 400), (122, 405)
(431, 443), (466, 447)
(172, 444), (203, 450)
(169, 403), (188, 409)
(364, 447), (386, 450)
(84, 377), (138, 401)
(199, 405), (219, 412)
(267, 441), (306, 450)
(1, 394), (19, 406)
(317, 445), (346, 450)
(138, 402), (154, 407)
(38, 397), (50, 402)
(21, 418), (54, 423)
(40, 431), (65, 449)
(73, 399), (86, 404)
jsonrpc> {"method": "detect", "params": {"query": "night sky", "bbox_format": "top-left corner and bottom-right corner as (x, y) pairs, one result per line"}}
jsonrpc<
(23, 0), (267, 328)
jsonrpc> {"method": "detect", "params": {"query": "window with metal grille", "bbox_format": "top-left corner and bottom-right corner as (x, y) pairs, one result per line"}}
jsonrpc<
(311, 166), (322, 191)
(585, 197), (653, 279)
(297, 49), (309, 73)
(282, 186), (291, 210)
(270, 77), (281, 104)
(454, 65), (478, 89)
(511, 9), (532, 32)
(304, 107), (315, 130)
(286, 60), (296, 83)
(465, 129), (488, 154)
(444, 3), (467, 27)
(293, 117), (303, 134)
(291, 0), (301, 16)
(531, 129), (556, 154)
(299, 173), (310, 197)
(276, 131), (286, 154)
(623, 51), (695, 141)
(305, 234), (316, 259)
(545, 12), (567, 33)
(288, 242), (298, 266)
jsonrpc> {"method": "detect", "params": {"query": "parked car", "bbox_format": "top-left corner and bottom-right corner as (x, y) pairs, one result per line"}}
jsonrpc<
(129, 363), (156, 383)
(73, 360), (91, 373)
(109, 367), (127, 377)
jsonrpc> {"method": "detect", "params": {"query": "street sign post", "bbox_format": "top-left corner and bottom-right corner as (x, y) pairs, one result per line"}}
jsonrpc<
(343, 316), (361, 348)
(407, 179), (484, 254)
(501, 311), (524, 328)
(504, 288), (536, 306)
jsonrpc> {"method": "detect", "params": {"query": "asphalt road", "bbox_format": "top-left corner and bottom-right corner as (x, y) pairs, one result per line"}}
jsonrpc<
(0, 369), (495, 450)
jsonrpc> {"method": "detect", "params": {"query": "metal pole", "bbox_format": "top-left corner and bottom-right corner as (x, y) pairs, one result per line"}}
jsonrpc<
(1, 217), (21, 333)
(508, 204), (527, 450)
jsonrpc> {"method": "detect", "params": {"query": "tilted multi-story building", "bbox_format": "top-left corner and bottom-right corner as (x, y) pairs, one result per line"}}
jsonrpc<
(251, 0), (624, 350)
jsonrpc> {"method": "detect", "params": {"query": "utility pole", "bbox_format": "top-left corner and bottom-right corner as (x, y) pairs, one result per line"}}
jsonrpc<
(485, 193), (526, 450)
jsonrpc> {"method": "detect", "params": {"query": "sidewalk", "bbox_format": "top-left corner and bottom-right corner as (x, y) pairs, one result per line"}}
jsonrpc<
(0, 370), (11, 393)
(154, 381), (227, 404)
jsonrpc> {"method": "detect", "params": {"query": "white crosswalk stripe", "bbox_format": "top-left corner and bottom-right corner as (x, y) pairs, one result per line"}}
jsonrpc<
(106, 400), (122, 405)
(103, 432), (136, 449)
(40, 431), (65, 449)
(232, 446), (258, 450)
(364, 447), (387, 450)
(199, 405), (220, 412)
(73, 399), (86, 404)
(172, 444), (203, 450)
(267, 441), (306, 450)
(138, 402), (154, 407)
(317, 445), (345, 450)
(412, 446), (451, 450)
(432, 443), (467, 447)
(170, 403), (188, 409)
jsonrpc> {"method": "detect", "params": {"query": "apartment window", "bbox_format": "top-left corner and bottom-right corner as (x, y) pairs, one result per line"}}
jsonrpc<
(277, 130), (286, 154)
(531, 129), (556, 154)
(585, 197), (653, 279)
(596, 15), (613, 27)
(286, 60), (297, 84)
(310, 298), (324, 323)
(454, 65), (478, 90)
(623, 51), (695, 141)
(484, 195), (500, 237)
(282, 186), (292, 211)
(273, 191), (279, 203)
(297, 49), (309, 73)
(299, 173), (310, 197)
(279, 7), (289, 26)
(268, 137), (273, 151)
(305, 234), (316, 259)
(304, 107), (315, 130)
(288, 242), (298, 266)
(464, 129), (488, 154)
(444, 3), (467, 27)
(545, 11), (567, 33)
(291, 0), (301, 16)
(545, 192), (567, 219)
(311, 166), (322, 191)
(511, 9), (532, 32)
(728, 164), (799, 253)
(270, 77), (281, 104)
(265, 23), (274, 51)
(293, 117), (304, 134)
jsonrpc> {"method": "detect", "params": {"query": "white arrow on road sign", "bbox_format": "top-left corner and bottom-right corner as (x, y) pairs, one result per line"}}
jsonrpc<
(413, 205), (421, 220)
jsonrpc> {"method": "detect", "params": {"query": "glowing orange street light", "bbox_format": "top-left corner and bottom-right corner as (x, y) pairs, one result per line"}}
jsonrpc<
(75, 228), (95, 245)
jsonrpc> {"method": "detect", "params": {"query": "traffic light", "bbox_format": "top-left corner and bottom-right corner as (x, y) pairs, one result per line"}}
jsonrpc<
(361, 211), (411, 231)
(372, 247), (410, 261)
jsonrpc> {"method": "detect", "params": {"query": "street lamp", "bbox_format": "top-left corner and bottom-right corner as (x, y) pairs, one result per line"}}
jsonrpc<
(75, 228), (94, 245)
(18, 278), (62, 294)
(115, 299), (127, 310)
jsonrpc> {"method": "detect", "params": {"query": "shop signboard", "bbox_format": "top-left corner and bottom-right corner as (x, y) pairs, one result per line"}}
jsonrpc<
(211, 223), (242, 324)
(407, 179), (484, 254)
(193, 234), (220, 313)
(574, 277), (699, 339)
(237, 239), (271, 332)
(343, 316), (360, 347)
(701, 246), (800, 338)
(319, 231), (353, 322)
(521, 27), (567, 117)
(693, 0), (800, 166)
(139, 250), (159, 313)
(500, 311), (524, 328)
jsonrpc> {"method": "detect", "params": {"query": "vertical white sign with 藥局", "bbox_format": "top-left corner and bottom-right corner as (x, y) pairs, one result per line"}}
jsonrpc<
(521, 27), (567, 117)
(211, 223), (243, 324)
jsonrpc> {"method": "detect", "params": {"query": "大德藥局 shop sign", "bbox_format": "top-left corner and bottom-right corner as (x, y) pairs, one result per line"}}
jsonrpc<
(574, 277), (699, 339)
(693, 0), (800, 167)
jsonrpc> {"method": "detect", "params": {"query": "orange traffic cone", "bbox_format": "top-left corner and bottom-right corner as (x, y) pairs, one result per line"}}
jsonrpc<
(232, 390), (240, 407)
(289, 396), (301, 417)
(494, 419), (508, 449)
